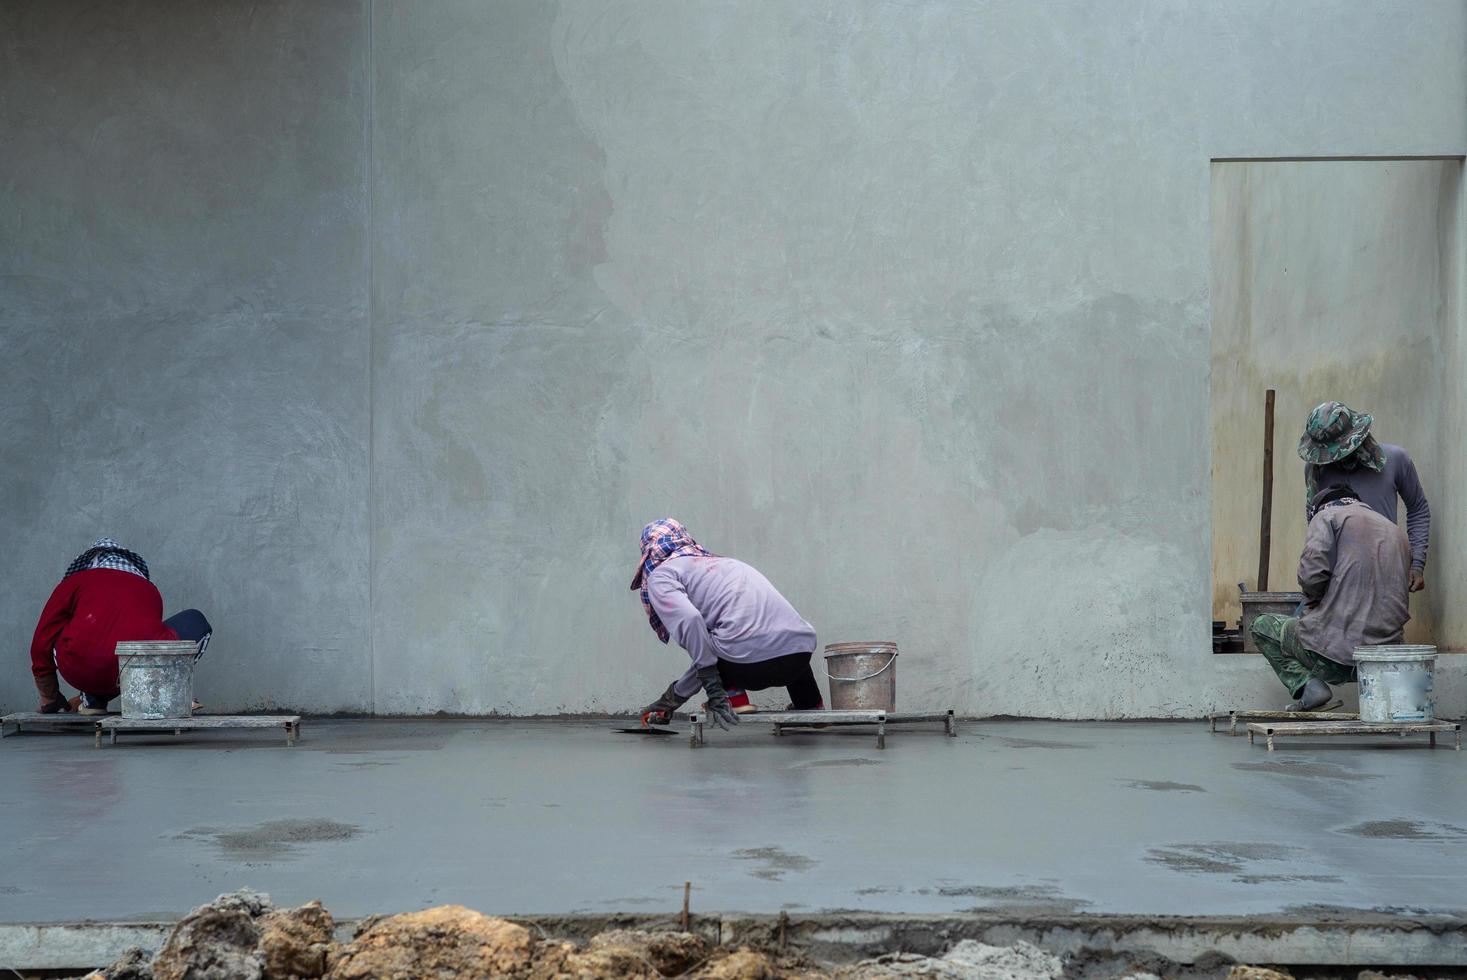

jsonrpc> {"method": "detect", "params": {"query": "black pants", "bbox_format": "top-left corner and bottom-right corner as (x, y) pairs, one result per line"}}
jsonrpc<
(165, 608), (214, 658)
(716, 651), (823, 709)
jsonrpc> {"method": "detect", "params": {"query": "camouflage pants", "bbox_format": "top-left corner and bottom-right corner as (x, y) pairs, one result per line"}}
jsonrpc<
(1250, 613), (1356, 700)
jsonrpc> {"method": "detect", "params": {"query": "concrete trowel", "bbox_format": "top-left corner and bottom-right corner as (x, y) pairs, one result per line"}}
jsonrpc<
(613, 710), (676, 736)
(613, 724), (675, 736)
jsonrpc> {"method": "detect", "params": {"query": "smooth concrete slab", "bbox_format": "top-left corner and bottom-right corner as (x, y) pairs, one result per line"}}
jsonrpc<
(2, 719), (1466, 926)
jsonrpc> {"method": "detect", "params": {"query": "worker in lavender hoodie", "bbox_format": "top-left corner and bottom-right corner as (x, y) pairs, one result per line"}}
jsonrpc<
(632, 519), (823, 730)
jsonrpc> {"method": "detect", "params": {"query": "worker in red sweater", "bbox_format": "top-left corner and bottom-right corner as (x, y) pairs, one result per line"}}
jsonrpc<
(30, 538), (212, 715)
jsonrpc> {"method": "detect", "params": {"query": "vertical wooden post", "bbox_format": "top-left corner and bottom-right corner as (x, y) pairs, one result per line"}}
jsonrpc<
(1259, 388), (1276, 591)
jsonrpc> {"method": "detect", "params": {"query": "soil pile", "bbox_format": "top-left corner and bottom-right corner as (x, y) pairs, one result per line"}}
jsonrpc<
(329, 905), (535, 979)
(88, 890), (334, 980)
(841, 939), (1063, 979)
(83, 890), (1421, 980)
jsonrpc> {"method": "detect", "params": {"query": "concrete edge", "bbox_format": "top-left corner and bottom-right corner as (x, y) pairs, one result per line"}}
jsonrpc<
(6, 911), (1467, 972)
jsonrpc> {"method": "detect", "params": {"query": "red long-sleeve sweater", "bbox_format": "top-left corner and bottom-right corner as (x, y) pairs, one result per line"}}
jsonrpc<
(30, 569), (178, 698)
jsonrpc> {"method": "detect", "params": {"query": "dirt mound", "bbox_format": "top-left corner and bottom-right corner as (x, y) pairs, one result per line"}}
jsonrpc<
(326, 905), (535, 979)
(152, 907), (264, 980)
(694, 947), (794, 979)
(90, 890), (338, 980)
(260, 901), (337, 979)
(840, 939), (1062, 979)
(93, 893), (1269, 980)
(588, 929), (708, 975)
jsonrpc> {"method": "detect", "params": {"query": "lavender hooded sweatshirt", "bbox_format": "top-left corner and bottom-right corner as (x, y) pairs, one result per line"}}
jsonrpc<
(647, 555), (818, 700)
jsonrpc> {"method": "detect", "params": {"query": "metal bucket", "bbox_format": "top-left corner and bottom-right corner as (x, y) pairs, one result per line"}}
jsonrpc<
(824, 641), (898, 712)
(1355, 645), (1436, 723)
(1239, 592), (1305, 653)
(116, 641), (199, 720)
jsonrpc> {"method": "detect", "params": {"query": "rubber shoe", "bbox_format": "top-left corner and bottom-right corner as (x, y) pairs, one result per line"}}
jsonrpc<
(1285, 677), (1334, 712)
(703, 689), (758, 714)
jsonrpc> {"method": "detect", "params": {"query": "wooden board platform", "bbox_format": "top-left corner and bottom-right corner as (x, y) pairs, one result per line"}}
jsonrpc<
(96, 715), (301, 747)
(1245, 719), (1460, 752)
(1208, 705), (1352, 735)
(684, 709), (955, 749)
(0, 712), (108, 738)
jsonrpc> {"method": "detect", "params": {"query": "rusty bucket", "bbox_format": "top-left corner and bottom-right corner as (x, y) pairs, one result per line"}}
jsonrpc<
(824, 641), (898, 712)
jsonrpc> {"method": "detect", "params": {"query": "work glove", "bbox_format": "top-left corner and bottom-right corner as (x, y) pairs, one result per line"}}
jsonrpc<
(34, 672), (72, 714)
(638, 683), (688, 727)
(696, 666), (740, 730)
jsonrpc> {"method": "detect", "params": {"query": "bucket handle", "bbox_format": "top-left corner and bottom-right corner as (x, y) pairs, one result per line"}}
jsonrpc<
(824, 653), (898, 683)
(117, 647), (202, 671)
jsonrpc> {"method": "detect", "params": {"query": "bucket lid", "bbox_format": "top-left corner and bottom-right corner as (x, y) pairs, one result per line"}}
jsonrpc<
(1239, 592), (1305, 603)
(115, 641), (199, 657)
(824, 641), (898, 656)
(1353, 645), (1437, 662)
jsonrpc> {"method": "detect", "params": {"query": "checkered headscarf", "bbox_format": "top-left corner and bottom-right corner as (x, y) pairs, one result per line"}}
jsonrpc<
(64, 538), (150, 581)
(630, 518), (714, 643)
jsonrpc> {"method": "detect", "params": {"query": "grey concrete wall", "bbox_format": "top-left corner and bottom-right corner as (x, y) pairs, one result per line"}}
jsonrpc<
(0, 2), (372, 713)
(1433, 159), (1467, 649)
(1210, 160), (1460, 648)
(3, 1), (1465, 717)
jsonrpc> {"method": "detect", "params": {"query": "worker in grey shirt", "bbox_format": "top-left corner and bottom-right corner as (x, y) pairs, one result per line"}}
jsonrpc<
(1252, 484), (1411, 710)
(632, 518), (822, 730)
(1298, 401), (1429, 593)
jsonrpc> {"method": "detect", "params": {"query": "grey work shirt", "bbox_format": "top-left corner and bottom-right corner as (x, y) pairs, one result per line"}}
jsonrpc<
(647, 555), (818, 699)
(1307, 443), (1429, 569)
(1295, 500), (1411, 666)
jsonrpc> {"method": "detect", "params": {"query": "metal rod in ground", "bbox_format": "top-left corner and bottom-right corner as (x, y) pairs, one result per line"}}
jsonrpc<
(1259, 387), (1275, 591)
(681, 881), (690, 931)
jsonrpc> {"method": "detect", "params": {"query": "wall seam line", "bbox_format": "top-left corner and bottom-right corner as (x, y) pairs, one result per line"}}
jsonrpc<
(365, 0), (376, 713)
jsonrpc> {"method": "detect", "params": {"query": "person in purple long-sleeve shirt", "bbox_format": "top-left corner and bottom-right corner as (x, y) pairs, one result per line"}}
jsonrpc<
(631, 519), (823, 730)
(1299, 401), (1430, 593)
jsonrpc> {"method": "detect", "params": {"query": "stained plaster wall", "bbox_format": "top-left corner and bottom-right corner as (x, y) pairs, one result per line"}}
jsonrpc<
(1434, 163), (1467, 651)
(1210, 160), (1462, 649)
(0, 2), (372, 713)
(3, 1), (1465, 717)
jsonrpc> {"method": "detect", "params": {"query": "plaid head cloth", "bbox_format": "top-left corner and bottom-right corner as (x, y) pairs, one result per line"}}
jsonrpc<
(64, 538), (150, 581)
(630, 518), (714, 643)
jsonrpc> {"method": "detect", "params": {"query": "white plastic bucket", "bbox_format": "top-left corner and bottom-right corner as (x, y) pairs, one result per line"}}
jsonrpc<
(116, 641), (199, 719)
(1355, 645), (1436, 723)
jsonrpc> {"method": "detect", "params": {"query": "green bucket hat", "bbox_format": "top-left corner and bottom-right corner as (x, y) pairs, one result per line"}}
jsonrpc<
(1298, 401), (1374, 465)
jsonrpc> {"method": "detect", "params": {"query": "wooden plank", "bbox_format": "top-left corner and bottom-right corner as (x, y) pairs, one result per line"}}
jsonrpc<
(688, 709), (885, 725)
(98, 715), (300, 731)
(1, 712), (104, 738)
(1244, 719), (1461, 753)
(1208, 707), (1351, 735)
(2, 712), (106, 724)
(1247, 720), (1457, 736)
(1231, 709), (1355, 724)
(685, 709), (955, 749)
(1259, 388), (1275, 591)
(97, 715), (301, 748)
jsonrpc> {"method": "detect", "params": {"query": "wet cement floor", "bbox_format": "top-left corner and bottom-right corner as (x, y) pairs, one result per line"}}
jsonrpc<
(1, 718), (1464, 923)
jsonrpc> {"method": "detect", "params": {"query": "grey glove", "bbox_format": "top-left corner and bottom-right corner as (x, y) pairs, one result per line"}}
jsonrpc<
(697, 666), (740, 730)
(639, 683), (688, 726)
